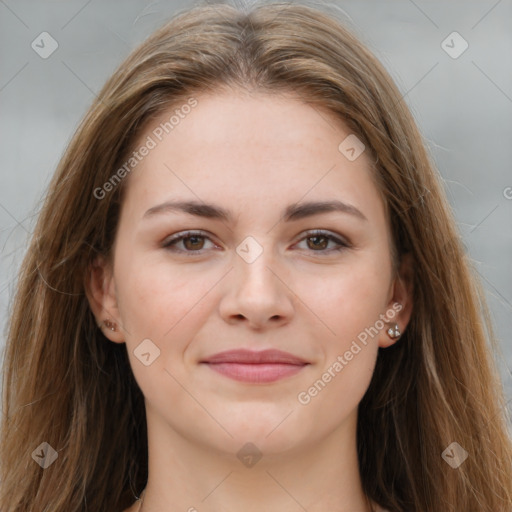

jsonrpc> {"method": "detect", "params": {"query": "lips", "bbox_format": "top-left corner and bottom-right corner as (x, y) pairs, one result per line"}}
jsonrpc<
(202, 349), (309, 365)
(201, 349), (309, 383)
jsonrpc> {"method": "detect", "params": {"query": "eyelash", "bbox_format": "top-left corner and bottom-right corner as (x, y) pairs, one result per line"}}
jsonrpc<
(161, 229), (351, 256)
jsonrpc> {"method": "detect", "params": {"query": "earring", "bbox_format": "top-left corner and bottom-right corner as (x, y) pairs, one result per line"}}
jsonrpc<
(386, 323), (401, 339)
(103, 319), (117, 332)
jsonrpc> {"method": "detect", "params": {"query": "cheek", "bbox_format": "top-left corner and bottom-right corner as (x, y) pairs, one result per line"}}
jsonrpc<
(115, 263), (211, 397)
(294, 268), (386, 426)
(115, 258), (212, 341)
(298, 257), (391, 341)
(293, 257), (390, 402)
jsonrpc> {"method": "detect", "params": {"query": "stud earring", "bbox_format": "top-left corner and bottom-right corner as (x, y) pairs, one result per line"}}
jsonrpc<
(386, 323), (401, 339)
(103, 319), (117, 332)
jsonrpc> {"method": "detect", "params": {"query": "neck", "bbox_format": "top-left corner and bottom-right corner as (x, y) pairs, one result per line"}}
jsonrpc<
(137, 405), (373, 512)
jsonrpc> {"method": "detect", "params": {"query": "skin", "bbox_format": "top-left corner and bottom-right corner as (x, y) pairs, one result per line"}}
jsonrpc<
(86, 88), (413, 512)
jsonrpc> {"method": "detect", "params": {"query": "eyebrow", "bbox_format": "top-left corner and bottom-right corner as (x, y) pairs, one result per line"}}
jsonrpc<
(143, 199), (368, 223)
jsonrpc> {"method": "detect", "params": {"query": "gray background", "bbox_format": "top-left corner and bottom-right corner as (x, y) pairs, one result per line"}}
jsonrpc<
(1, 0), (511, 420)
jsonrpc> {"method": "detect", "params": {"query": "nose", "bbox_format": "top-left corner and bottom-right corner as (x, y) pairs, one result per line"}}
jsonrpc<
(218, 248), (294, 330)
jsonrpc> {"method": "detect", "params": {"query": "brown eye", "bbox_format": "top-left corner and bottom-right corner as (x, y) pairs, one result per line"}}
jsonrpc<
(306, 235), (329, 250)
(182, 235), (206, 250)
(162, 231), (216, 255)
(295, 230), (350, 254)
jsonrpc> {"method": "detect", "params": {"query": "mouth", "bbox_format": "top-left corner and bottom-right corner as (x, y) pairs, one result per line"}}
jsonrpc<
(200, 349), (310, 384)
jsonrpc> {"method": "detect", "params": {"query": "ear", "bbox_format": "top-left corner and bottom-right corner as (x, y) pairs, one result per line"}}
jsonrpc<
(84, 254), (125, 343)
(379, 252), (414, 348)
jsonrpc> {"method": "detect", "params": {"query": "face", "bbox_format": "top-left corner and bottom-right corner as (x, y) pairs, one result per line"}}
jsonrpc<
(88, 89), (412, 457)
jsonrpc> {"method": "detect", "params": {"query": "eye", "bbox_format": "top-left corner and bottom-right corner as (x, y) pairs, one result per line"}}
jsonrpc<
(162, 230), (218, 255)
(294, 230), (350, 254)
(162, 229), (350, 257)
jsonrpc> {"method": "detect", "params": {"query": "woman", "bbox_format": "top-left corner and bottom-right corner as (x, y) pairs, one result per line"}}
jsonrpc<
(1, 1), (511, 511)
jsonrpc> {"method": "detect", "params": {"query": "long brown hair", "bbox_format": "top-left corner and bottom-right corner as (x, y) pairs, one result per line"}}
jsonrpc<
(1, 1), (511, 510)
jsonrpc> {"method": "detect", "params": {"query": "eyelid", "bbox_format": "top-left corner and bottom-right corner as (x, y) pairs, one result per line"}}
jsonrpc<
(292, 229), (351, 255)
(162, 230), (220, 251)
(162, 229), (351, 255)
(296, 229), (351, 248)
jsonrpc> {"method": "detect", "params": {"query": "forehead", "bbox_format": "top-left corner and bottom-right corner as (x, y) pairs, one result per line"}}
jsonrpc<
(121, 89), (383, 221)
(145, 89), (349, 158)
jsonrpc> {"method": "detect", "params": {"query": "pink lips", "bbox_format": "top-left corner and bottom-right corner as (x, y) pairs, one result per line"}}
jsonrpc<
(201, 349), (309, 383)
